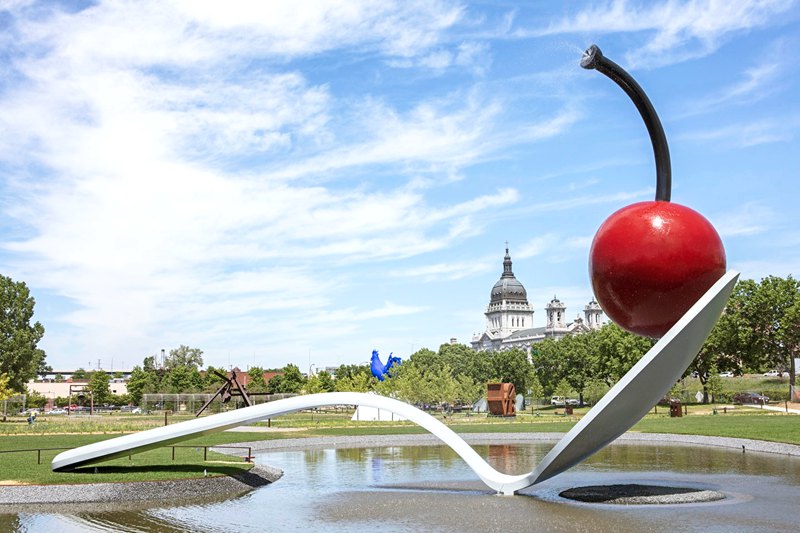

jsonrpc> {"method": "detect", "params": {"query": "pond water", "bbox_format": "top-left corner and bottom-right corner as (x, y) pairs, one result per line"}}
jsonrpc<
(3, 442), (800, 532)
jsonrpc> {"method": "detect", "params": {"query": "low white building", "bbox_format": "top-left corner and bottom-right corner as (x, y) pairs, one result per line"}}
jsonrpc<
(27, 380), (129, 400)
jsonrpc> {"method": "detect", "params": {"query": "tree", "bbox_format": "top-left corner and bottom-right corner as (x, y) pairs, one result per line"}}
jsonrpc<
(305, 371), (335, 394)
(0, 275), (46, 392)
(693, 276), (800, 401)
(556, 333), (595, 406)
(165, 345), (204, 370)
(162, 365), (203, 393)
(528, 372), (544, 409)
(488, 347), (530, 394)
(88, 370), (111, 405)
(583, 378), (608, 407)
(317, 370), (335, 392)
(782, 299), (800, 400)
(267, 364), (306, 394)
(72, 368), (88, 380)
(706, 363), (723, 405)
(0, 373), (13, 422)
(126, 365), (160, 405)
(554, 378), (575, 401)
(247, 366), (268, 393)
(593, 323), (654, 384)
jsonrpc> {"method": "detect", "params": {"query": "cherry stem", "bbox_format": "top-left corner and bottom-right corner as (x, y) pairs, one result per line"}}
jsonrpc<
(581, 44), (671, 202)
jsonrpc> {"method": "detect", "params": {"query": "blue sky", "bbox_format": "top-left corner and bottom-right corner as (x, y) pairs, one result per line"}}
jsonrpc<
(1, 0), (798, 372)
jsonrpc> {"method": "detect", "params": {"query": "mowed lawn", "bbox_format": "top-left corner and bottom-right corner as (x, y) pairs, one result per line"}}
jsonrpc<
(1, 406), (798, 485)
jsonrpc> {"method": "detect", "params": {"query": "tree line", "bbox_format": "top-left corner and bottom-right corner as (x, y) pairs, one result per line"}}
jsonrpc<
(2, 273), (799, 408)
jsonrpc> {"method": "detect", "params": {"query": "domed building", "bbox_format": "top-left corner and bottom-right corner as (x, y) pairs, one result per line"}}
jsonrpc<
(470, 247), (603, 354)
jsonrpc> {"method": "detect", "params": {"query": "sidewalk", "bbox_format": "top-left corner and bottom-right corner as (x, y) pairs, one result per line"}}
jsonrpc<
(752, 402), (800, 415)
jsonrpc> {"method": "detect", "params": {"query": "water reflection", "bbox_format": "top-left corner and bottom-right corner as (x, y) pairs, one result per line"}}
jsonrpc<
(3, 442), (800, 532)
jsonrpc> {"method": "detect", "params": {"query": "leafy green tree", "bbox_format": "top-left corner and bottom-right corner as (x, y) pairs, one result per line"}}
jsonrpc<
(782, 299), (800, 399)
(554, 378), (575, 401)
(583, 378), (608, 406)
(203, 365), (229, 389)
(88, 370), (111, 404)
(408, 348), (443, 371)
(247, 366), (267, 393)
(334, 370), (376, 393)
(455, 373), (482, 406)
(527, 372), (544, 409)
(72, 368), (88, 380)
(532, 339), (564, 396)
(126, 365), (160, 405)
(305, 371), (335, 394)
(335, 364), (371, 382)
(162, 365), (203, 393)
(593, 323), (654, 384)
(0, 373), (12, 402)
(706, 363), (723, 405)
(267, 364), (306, 394)
(488, 347), (530, 394)
(165, 345), (204, 370)
(556, 333), (594, 405)
(27, 390), (46, 408)
(0, 275), (46, 392)
(316, 370), (335, 392)
(54, 373), (64, 383)
(37, 360), (52, 376)
(692, 276), (800, 401)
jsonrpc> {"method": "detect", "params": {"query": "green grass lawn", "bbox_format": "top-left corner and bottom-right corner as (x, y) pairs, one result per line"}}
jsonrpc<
(2, 403), (797, 486)
(0, 434), (252, 485)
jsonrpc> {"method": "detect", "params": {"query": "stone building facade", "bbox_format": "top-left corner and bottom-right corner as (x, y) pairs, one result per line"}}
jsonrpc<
(471, 248), (603, 354)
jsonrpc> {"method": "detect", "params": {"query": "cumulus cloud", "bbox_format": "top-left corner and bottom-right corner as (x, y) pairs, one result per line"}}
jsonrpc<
(0, 0), (561, 363)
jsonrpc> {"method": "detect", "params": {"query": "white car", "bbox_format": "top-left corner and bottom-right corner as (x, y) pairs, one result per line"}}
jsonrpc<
(763, 370), (781, 377)
(719, 371), (734, 377)
(47, 408), (67, 415)
(550, 396), (579, 406)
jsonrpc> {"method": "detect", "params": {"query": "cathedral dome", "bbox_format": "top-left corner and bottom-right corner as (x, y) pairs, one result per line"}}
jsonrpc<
(490, 248), (529, 304)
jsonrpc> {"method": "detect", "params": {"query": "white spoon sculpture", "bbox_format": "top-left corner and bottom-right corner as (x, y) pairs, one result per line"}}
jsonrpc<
(53, 270), (738, 495)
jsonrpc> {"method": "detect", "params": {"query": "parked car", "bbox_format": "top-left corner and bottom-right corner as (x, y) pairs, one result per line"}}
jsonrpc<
(47, 408), (67, 415)
(550, 396), (579, 406)
(763, 370), (781, 377)
(719, 371), (735, 377)
(733, 392), (769, 405)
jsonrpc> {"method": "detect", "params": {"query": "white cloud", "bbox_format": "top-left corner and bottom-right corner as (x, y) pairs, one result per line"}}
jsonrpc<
(0, 0), (497, 364)
(679, 119), (796, 147)
(389, 260), (494, 282)
(712, 202), (774, 237)
(9, 0), (466, 66)
(533, 0), (795, 67)
(679, 61), (782, 117)
(360, 301), (428, 319)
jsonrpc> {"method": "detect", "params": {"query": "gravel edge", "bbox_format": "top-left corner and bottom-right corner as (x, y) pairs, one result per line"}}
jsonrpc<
(0, 464), (283, 507)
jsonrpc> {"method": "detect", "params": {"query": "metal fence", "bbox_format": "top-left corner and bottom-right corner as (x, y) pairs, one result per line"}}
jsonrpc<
(141, 392), (295, 414)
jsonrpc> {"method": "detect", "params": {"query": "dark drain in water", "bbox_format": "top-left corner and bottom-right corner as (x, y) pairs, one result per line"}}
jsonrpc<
(560, 484), (726, 505)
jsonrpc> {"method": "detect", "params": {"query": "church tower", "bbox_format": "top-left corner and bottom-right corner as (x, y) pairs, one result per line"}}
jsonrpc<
(545, 296), (568, 337)
(484, 247), (533, 338)
(584, 298), (603, 329)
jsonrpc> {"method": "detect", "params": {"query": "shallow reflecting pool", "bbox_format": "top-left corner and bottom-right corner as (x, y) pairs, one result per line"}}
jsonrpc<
(3, 441), (800, 532)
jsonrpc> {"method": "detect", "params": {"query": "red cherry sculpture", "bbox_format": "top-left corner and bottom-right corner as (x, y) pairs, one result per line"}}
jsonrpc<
(582, 45), (726, 338)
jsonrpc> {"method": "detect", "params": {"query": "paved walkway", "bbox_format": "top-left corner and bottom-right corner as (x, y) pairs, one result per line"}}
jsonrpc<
(752, 403), (800, 414)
